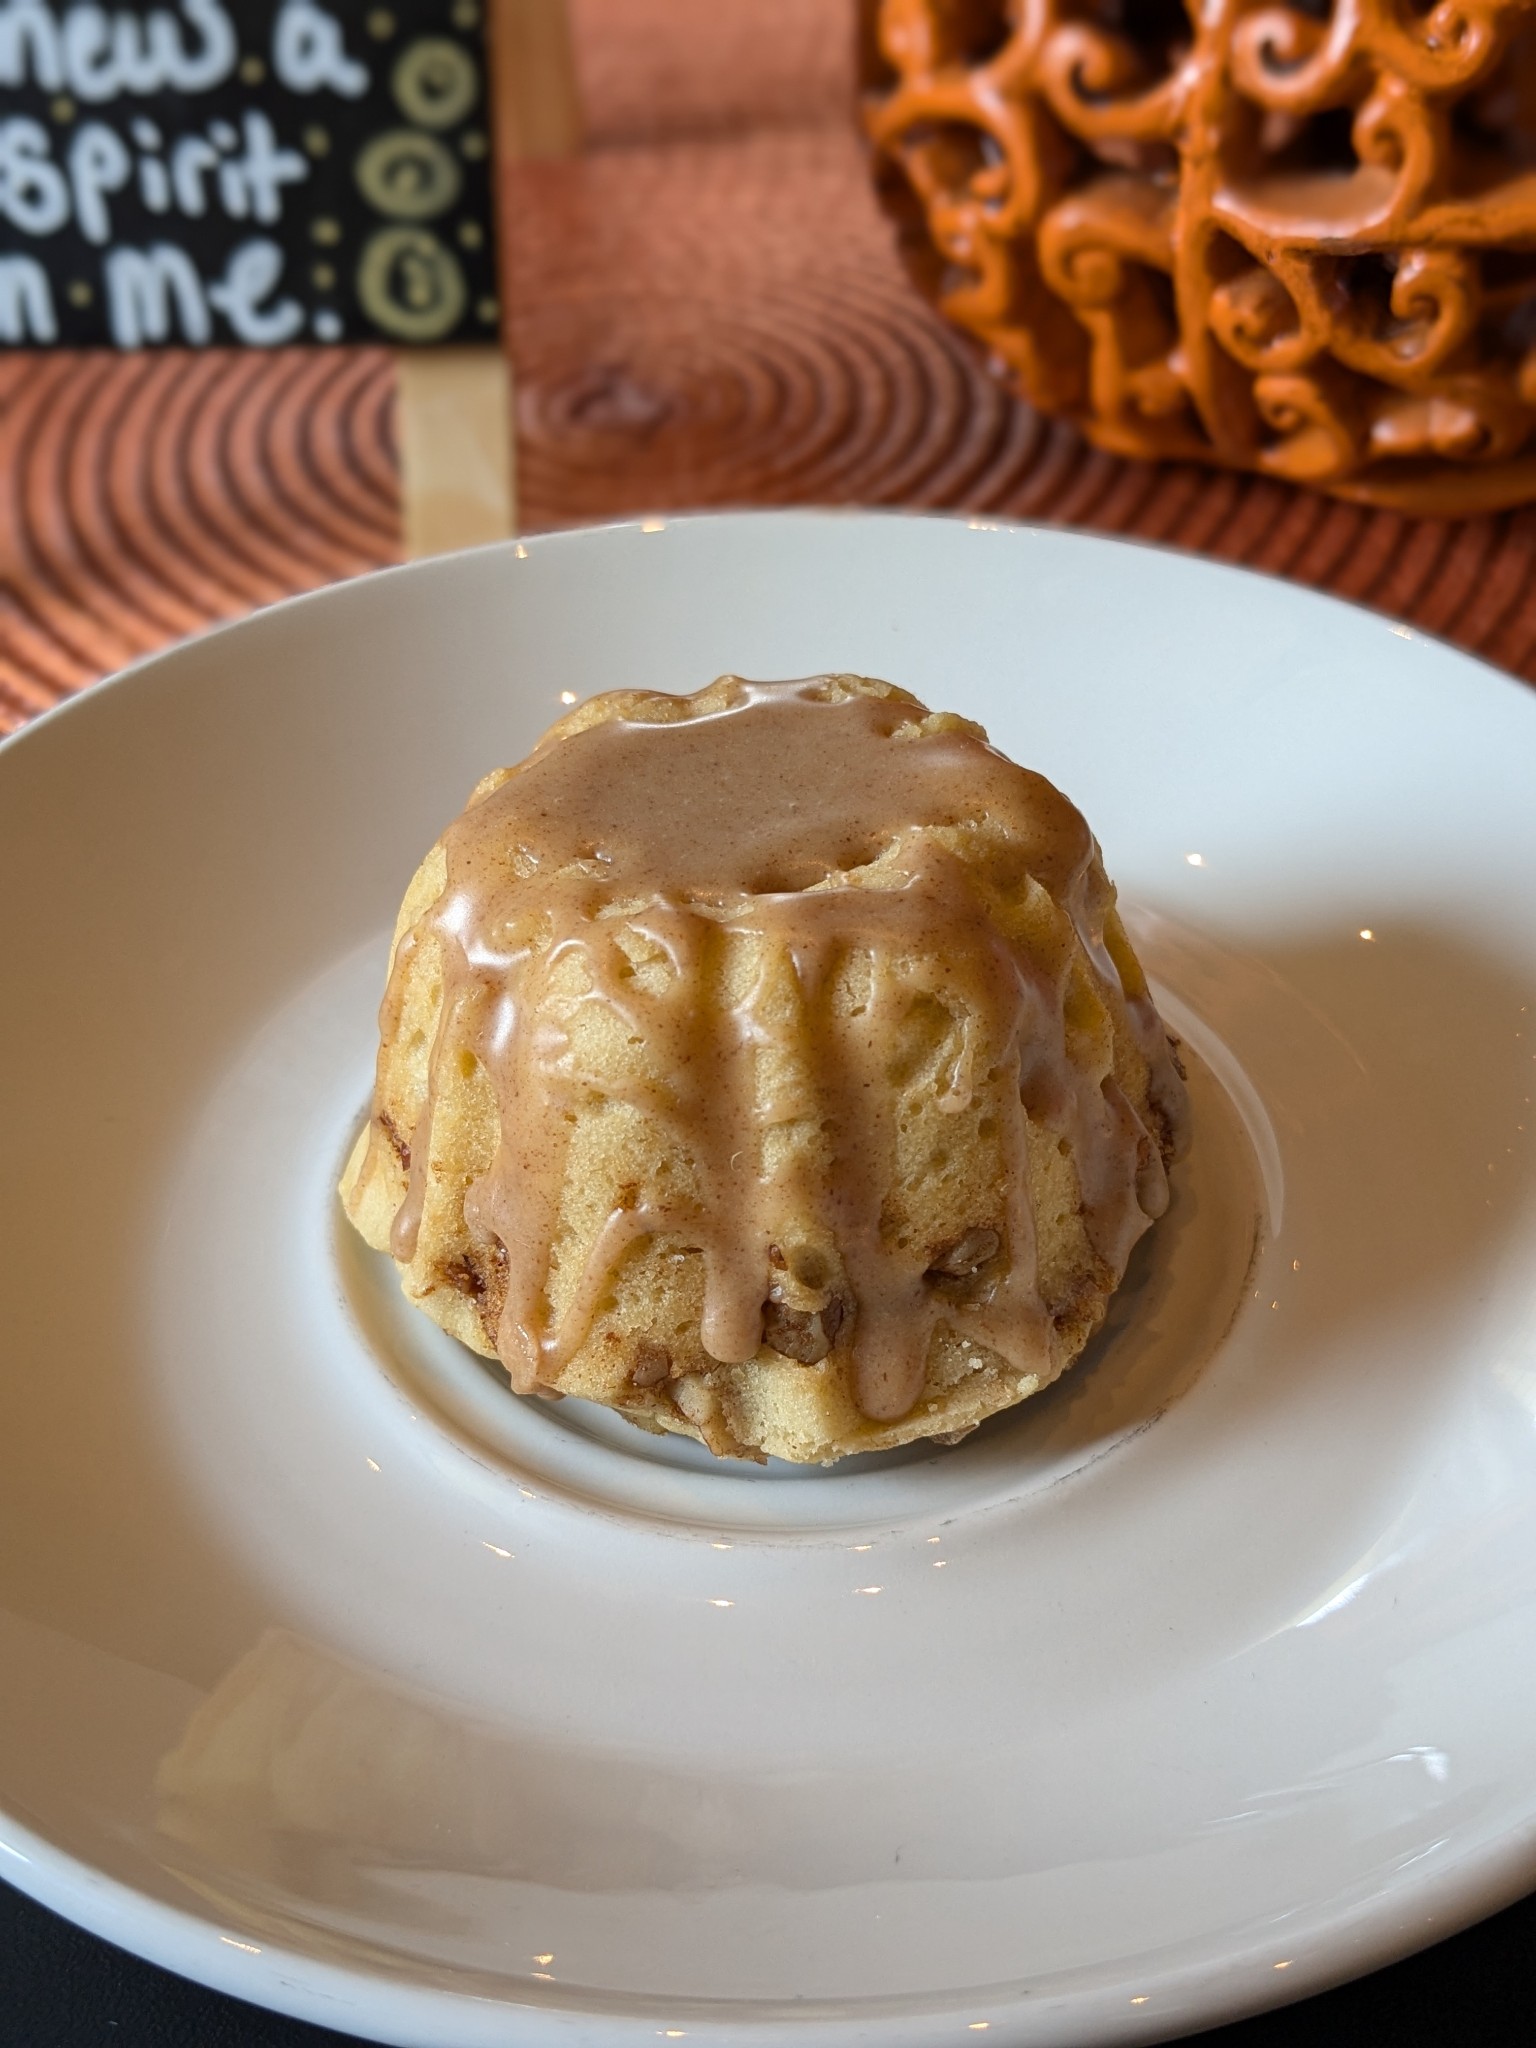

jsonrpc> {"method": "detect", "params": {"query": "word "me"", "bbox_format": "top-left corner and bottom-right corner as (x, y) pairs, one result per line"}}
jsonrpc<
(0, 236), (304, 344)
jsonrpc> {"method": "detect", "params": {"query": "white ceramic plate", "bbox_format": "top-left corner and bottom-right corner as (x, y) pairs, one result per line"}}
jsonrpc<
(4, 512), (1536, 2048)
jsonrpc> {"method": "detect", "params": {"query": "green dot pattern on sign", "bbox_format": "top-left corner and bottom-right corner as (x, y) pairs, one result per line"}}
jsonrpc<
(354, 130), (462, 220)
(392, 38), (480, 128)
(357, 226), (468, 341)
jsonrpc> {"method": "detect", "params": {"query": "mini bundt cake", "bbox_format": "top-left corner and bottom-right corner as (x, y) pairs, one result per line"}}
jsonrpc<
(340, 674), (1187, 1463)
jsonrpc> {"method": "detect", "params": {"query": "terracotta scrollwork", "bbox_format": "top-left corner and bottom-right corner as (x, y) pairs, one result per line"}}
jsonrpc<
(861, 0), (1536, 507)
(1229, 1), (1370, 116)
(1037, 180), (1202, 448)
(1253, 366), (1367, 479)
(1034, 23), (1189, 148)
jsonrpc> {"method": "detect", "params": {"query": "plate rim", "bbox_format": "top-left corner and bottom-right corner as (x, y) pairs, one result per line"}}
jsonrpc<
(5, 503), (1535, 775)
(5, 1797), (1535, 2047)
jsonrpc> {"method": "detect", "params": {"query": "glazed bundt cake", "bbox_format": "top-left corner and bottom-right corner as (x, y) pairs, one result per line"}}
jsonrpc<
(341, 674), (1187, 1463)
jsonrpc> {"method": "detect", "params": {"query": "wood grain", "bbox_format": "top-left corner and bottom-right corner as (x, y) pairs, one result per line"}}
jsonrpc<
(489, 0), (583, 160)
(396, 348), (517, 557)
(0, 348), (399, 732)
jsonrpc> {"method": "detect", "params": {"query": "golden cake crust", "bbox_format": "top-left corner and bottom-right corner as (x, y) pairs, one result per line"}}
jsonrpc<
(341, 674), (1186, 1463)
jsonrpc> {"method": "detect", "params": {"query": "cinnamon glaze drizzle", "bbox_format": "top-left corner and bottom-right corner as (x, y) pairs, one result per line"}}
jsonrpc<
(377, 679), (1185, 1422)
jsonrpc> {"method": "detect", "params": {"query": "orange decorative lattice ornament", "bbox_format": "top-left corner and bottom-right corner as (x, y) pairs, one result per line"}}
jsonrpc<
(860, 0), (1536, 510)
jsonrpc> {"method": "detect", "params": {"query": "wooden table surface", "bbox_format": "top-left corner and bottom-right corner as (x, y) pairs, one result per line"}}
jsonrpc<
(5, 1), (1536, 2042)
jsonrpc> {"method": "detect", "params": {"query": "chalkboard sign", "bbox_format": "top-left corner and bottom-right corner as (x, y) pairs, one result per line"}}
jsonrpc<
(0, 1), (501, 348)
